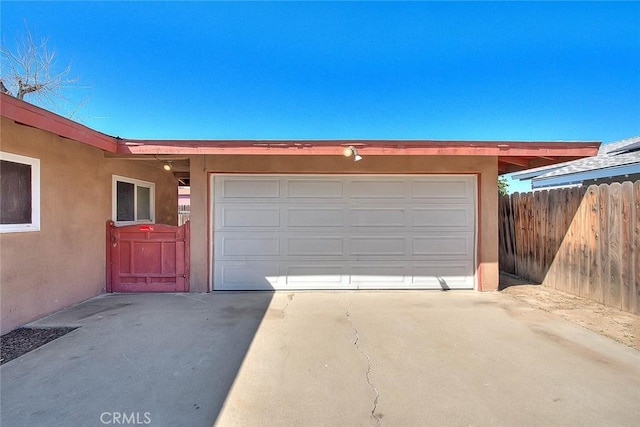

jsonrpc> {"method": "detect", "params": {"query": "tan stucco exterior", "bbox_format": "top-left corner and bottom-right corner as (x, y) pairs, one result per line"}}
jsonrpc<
(0, 94), (598, 333)
(187, 154), (499, 293)
(0, 118), (177, 334)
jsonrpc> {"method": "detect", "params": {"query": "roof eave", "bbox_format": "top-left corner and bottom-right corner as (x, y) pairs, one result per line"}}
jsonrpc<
(0, 93), (118, 153)
(117, 138), (600, 158)
(532, 162), (640, 188)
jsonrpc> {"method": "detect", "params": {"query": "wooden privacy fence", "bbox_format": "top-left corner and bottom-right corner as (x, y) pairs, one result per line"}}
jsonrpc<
(499, 181), (640, 314)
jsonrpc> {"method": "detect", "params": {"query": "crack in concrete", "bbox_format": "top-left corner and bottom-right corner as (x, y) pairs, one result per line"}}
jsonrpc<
(282, 293), (294, 317)
(346, 310), (381, 425)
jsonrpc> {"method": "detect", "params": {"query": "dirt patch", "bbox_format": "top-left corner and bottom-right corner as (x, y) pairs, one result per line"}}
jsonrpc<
(1, 327), (78, 365)
(500, 272), (639, 350)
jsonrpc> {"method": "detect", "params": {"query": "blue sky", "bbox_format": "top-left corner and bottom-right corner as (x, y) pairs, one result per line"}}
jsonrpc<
(1, 1), (639, 192)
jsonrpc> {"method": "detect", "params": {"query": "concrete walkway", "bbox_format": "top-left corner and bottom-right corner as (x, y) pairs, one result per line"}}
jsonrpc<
(1, 291), (639, 426)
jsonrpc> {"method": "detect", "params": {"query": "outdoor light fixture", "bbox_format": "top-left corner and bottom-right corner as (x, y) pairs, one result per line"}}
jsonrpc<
(343, 146), (363, 162)
(163, 161), (173, 171)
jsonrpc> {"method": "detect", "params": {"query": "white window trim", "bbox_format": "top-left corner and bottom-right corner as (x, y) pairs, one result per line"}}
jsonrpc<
(0, 151), (40, 233)
(112, 175), (155, 225)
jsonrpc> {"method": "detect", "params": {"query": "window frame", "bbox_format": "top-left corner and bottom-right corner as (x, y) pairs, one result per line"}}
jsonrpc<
(112, 175), (155, 225)
(0, 151), (41, 233)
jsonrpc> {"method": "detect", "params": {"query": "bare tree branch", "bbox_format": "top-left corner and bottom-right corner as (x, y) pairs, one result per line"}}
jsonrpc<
(0, 21), (87, 116)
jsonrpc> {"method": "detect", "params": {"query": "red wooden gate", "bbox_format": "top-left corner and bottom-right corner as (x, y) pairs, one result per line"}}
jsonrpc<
(107, 221), (190, 292)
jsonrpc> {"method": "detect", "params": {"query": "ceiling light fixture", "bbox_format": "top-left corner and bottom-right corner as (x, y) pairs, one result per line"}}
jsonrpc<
(343, 146), (363, 162)
(163, 161), (173, 171)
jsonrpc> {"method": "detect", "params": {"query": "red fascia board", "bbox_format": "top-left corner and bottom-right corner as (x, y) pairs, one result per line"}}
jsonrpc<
(117, 139), (600, 157)
(0, 94), (118, 153)
(0, 94), (600, 160)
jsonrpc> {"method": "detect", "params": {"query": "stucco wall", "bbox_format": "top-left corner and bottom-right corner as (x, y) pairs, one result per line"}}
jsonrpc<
(188, 154), (499, 293)
(0, 118), (177, 334)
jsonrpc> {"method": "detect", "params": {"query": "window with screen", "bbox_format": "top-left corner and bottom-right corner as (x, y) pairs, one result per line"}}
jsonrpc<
(112, 175), (154, 224)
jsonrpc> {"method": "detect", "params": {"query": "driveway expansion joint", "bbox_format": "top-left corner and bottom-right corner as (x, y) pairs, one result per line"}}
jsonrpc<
(346, 310), (381, 425)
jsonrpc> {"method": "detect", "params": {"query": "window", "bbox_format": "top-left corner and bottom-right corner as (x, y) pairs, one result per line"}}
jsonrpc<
(0, 152), (40, 233)
(112, 175), (155, 224)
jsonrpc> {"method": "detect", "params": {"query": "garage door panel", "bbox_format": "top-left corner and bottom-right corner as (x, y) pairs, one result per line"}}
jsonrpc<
(349, 265), (409, 284)
(409, 275), (472, 290)
(286, 265), (344, 284)
(411, 178), (474, 201)
(286, 179), (344, 198)
(412, 234), (473, 257)
(217, 262), (280, 290)
(412, 263), (474, 289)
(218, 206), (280, 229)
(215, 261), (474, 290)
(287, 236), (344, 256)
(350, 236), (407, 256)
(286, 207), (344, 227)
(220, 235), (280, 257)
(350, 180), (406, 199)
(220, 178), (280, 199)
(350, 208), (406, 227)
(412, 206), (474, 229)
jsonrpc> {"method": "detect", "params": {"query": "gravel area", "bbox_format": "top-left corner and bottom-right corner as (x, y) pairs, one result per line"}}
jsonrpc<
(1, 327), (78, 365)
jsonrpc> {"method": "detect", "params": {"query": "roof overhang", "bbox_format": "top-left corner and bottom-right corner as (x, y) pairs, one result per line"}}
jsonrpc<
(1, 94), (600, 173)
(1, 93), (118, 153)
(117, 139), (600, 173)
(532, 162), (640, 189)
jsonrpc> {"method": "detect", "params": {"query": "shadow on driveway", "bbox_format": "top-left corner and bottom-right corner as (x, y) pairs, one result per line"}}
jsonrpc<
(0, 292), (274, 426)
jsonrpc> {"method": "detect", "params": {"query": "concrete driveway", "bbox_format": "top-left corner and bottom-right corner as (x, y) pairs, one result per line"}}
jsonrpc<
(1, 291), (639, 427)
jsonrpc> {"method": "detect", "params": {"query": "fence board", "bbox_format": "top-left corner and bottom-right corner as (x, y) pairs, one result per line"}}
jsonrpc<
(587, 186), (602, 303)
(559, 188), (572, 292)
(535, 191), (544, 282)
(599, 184), (611, 306)
(520, 192), (528, 278)
(512, 193), (521, 276)
(570, 187), (582, 295)
(545, 189), (557, 289)
(498, 196), (516, 273)
(540, 190), (549, 281)
(621, 182), (633, 312)
(557, 189), (571, 292)
(609, 183), (622, 310)
(529, 191), (536, 280)
(634, 181), (640, 314)
(578, 188), (590, 297)
(506, 194), (516, 272)
(499, 180), (640, 315)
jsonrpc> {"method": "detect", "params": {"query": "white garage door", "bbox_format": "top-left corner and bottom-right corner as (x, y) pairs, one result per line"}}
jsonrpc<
(212, 175), (476, 290)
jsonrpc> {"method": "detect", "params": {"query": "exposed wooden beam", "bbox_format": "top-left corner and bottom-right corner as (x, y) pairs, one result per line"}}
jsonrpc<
(499, 157), (532, 167)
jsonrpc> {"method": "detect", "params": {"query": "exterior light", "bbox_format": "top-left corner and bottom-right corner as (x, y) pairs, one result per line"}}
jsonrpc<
(163, 161), (172, 171)
(343, 146), (363, 162)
